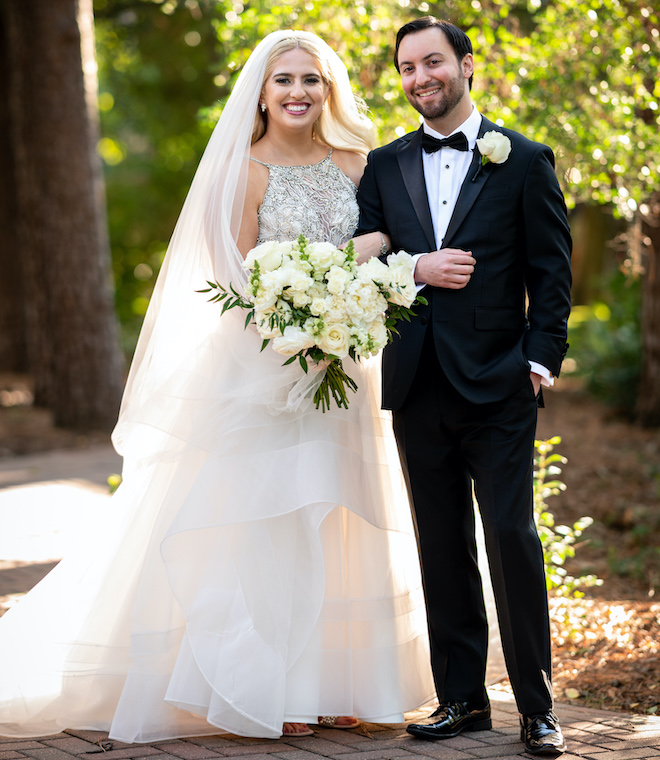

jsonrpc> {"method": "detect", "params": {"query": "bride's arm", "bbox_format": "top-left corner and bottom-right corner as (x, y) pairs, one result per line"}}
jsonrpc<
(236, 160), (269, 258)
(349, 231), (391, 264)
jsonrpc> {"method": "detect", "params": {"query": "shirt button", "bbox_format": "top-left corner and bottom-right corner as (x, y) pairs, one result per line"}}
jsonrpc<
(445, 165), (450, 169)
(442, 200), (447, 205)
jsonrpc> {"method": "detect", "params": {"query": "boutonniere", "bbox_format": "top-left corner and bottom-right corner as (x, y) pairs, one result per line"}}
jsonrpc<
(472, 131), (512, 182)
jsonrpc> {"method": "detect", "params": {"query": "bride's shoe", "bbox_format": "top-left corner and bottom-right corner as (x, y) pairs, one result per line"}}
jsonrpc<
(317, 716), (360, 729)
(282, 722), (314, 737)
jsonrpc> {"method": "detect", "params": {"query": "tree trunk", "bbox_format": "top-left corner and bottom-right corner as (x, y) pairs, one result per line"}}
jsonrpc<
(636, 191), (660, 427)
(0, 7), (28, 373)
(4, 0), (124, 430)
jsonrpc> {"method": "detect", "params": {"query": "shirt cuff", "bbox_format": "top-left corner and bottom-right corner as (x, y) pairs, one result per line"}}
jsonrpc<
(529, 361), (555, 387)
(412, 252), (429, 292)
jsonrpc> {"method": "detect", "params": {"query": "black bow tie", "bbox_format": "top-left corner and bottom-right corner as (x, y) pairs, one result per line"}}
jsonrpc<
(421, 131), (469, 153)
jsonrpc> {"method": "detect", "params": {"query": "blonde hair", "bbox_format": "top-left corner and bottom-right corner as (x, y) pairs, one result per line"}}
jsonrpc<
(251, 36), (375, 158)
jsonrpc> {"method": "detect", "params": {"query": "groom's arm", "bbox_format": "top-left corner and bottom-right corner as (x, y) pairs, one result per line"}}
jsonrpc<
(522, 144), (573, 379)
(356, 150), (388, 240)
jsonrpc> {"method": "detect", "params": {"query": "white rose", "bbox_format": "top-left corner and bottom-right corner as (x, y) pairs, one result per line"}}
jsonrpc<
(326, 265), (353, 296)
(475, 131), (511, 164)
(244, 241), (284, 272)
(280, 264), (314, 294)
(254, 306), (287, 340)
(385, 252), (416, 307)
(310, 298), (328, 316)
(358, 256), (389, 283)
(307, 241), (342, 272)
(317, 322), (352, 359)
(271, 325), (315, 356)
(367, 319), (388, 350)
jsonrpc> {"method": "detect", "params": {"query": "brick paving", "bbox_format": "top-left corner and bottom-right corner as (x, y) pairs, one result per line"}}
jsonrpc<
(1, 695), (659, 760)
(1, 446), (659, 758)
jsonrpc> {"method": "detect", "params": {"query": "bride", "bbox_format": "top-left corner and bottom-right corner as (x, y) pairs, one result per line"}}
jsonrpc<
(0, 31), (436, 742)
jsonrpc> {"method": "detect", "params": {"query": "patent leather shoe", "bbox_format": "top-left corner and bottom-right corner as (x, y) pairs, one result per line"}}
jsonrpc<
(406, 700), (491, 740)
(521, 711), (566, 755)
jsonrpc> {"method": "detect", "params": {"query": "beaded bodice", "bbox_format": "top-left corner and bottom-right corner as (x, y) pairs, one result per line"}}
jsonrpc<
(253, 151), (358, 248)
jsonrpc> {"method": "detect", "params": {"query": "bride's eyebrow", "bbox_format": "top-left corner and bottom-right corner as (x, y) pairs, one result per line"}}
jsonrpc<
(272, 70), (321, 78)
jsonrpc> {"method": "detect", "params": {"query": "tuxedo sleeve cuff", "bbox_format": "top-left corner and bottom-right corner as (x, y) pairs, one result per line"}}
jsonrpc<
(529, 361), (554, 387)
(412, 252), (429, 292)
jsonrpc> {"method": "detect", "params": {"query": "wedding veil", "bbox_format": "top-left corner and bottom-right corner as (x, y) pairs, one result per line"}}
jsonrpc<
(112, 30), (373, 456)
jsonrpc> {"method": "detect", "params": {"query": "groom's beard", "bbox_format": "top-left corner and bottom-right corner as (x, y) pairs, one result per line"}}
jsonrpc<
(406, 70), (466, 123)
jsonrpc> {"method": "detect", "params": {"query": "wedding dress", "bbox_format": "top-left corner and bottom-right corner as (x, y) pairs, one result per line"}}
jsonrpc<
(0, 152), (437, 742)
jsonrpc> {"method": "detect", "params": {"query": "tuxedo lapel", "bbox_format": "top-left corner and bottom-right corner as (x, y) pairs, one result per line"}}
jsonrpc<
(396, 128), (436, 251)
(442, 116), (499, 248)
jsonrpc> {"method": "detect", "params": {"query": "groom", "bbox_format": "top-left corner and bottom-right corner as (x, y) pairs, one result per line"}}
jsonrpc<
(357, 17), (572, 755)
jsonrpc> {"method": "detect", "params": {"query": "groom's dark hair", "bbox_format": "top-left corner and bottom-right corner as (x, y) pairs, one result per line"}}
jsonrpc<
(394, 17), (474, 89)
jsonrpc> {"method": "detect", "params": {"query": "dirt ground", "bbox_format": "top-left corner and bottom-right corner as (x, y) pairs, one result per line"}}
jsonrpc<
(1, 373), (659, 717)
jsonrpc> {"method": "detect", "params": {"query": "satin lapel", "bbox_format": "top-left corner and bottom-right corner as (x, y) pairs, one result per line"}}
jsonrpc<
(396, 128), (436, 251)
(442, 116), (498, 248)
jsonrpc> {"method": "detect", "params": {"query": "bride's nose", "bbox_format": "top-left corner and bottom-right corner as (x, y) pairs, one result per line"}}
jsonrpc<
(289, 79), (306, 98)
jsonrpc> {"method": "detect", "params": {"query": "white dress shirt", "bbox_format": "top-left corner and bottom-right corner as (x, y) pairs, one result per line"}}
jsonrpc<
(414, 106), (553, 386)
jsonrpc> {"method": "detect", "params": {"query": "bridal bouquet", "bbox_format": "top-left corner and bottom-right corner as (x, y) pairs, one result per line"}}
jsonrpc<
(200, 235), (424, 411)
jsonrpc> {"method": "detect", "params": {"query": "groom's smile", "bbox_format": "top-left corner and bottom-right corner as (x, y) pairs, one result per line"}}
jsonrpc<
(397, 26), (473, 133)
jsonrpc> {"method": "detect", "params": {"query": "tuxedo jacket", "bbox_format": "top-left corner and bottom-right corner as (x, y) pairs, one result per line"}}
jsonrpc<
(357, 117), (572, 411)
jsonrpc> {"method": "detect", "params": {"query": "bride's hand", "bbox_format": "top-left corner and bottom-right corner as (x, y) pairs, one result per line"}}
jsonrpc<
(345, 231), (391, 264)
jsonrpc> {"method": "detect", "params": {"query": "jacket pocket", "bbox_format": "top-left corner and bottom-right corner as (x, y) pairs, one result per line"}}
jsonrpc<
(474, 307), (525, 331)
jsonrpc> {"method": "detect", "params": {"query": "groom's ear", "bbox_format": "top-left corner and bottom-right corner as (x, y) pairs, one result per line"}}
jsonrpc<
(461, 53), (474, 83)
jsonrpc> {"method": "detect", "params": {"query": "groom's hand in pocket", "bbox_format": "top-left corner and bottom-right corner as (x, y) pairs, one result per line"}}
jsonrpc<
(414, 248), (476, 289)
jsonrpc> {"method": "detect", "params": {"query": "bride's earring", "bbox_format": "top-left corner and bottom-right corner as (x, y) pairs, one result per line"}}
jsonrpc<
(321, 103), (325, 111)
(260, 103), (266, 112)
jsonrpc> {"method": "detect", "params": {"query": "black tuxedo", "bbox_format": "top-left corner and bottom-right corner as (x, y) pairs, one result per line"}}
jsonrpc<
(357, 117), (572, 715)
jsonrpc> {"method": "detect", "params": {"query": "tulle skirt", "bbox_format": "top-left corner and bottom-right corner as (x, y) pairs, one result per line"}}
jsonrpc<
(0, 319), (436, 742)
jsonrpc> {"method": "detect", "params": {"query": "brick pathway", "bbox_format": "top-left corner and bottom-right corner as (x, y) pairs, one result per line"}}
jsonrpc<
(1, 694), (659, 760)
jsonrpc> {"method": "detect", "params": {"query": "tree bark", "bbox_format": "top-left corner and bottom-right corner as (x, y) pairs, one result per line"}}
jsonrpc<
(4, 0), (123, 430)
(636, 191), (660, 427)
(0, 6), (28, 373)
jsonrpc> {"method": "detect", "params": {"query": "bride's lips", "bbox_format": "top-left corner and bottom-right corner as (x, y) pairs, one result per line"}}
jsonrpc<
(283, 103), (311, 114)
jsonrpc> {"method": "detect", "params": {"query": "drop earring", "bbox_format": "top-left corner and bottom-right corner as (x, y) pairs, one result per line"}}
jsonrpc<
(260, 103), (266, 113)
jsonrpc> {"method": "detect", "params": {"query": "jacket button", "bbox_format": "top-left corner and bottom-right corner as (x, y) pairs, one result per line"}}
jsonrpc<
(420, 316), (428, 325)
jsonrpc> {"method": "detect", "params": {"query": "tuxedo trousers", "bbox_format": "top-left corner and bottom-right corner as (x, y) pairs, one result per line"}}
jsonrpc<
(392, 328), (553, 715)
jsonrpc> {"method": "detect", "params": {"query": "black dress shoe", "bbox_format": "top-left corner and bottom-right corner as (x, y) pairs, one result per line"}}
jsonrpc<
(521, 711), (566, 755)
(406, 700), (491, 740)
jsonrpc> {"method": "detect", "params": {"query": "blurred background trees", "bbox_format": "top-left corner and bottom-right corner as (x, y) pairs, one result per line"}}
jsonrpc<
(1, 0), (658, 429)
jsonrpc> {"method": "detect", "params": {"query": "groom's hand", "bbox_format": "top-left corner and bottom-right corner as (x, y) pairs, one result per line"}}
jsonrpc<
(415, 249), (476, 289)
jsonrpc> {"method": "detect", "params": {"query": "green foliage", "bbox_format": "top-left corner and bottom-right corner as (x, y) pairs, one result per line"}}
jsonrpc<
(563, 270), (641, 415)
(93, 0), (660, 356)
(534, 437), (602, 597)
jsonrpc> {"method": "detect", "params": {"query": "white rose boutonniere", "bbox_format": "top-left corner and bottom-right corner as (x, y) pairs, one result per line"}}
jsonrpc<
(476, 131), (512, 165)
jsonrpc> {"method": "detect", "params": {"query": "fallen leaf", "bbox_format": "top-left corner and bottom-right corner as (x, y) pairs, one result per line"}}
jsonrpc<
(565, 688), (581, 700)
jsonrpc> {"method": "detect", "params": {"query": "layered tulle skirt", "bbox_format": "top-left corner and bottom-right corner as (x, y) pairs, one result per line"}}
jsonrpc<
(0, 316), (436, 741)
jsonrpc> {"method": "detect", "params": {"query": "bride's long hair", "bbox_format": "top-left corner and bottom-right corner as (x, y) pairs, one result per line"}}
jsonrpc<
(251, 36), (375, 158)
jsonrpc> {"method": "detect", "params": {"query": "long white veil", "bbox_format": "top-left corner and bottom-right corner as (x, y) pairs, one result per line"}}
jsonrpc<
(112, 30), (373, 455)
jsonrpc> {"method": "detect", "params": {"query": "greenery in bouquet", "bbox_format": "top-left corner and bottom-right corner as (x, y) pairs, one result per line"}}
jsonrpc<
(200, 234), (426, 411)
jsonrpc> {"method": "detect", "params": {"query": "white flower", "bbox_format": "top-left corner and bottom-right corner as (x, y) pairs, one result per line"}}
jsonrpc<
(385, 251), (416, 307)
(358, 256), (389, 283)
(317, 322), (352, 358)
(345, 279), (388, 323)
(272, 325), (315, 356)
(254, 304), (291, 340)
(307, 241), (344, 272)
(280, 264), (314, 295)
(244, 241), (285, 272)
(324, 295), (349, 323)
(253, 269), (286, 309)
(310, 297), (328, 316)
(326, 265), (352, 296)
(475, 131), (511, 165)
